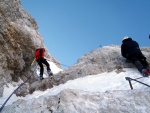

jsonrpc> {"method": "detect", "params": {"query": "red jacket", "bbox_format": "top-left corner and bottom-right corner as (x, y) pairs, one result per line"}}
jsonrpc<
(35, 48), (45, 60)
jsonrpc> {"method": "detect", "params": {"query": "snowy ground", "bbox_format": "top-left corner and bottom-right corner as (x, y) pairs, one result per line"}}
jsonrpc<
(1, 62), (150, 109)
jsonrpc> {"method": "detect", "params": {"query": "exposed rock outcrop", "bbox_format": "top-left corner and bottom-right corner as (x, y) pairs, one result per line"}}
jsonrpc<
(29, 46), (150, 94)
(0, 0), (60, 96)
(53, 46), (150, 84)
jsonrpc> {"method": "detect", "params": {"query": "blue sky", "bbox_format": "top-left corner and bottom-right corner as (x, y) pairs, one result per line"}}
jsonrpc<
(20, 0), (150, 69)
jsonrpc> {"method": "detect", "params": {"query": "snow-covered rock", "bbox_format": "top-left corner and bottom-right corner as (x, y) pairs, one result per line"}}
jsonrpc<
(1, 67), (150, 113)
(2, 89), (150, 113)
(50, 46), (150, 86)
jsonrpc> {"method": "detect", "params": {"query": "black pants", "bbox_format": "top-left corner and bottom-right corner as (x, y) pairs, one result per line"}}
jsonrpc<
(37, 58), (50, 76)
(130, 53), (149, 73)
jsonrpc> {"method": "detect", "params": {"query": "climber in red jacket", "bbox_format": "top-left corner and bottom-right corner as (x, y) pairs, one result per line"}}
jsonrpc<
(35, 48), (53, 80)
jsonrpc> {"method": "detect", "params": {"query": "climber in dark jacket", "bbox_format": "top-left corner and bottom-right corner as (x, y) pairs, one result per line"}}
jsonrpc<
(121, 36), (150, 77)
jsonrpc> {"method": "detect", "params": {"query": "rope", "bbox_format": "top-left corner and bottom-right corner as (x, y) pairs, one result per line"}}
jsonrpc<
(59, 63), (70, 68)
(31, 58), (36, 66)
(0, 76), (32, 112)
(134, 76), (146, 80)
(45, 57), (70, 68)
(0, 59), (37, 113)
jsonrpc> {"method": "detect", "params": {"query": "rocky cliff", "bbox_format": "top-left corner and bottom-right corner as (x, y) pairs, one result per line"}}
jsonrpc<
(0, 0), (60, 96)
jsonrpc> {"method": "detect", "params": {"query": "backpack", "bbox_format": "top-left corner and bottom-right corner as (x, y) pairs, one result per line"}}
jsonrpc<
(35, 48), (45, 60)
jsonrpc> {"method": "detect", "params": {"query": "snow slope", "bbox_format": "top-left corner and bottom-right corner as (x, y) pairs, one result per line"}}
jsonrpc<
(1, 65), (150, 113)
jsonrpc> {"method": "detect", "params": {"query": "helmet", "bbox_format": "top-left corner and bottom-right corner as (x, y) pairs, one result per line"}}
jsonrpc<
(122, 36), (129, 41)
